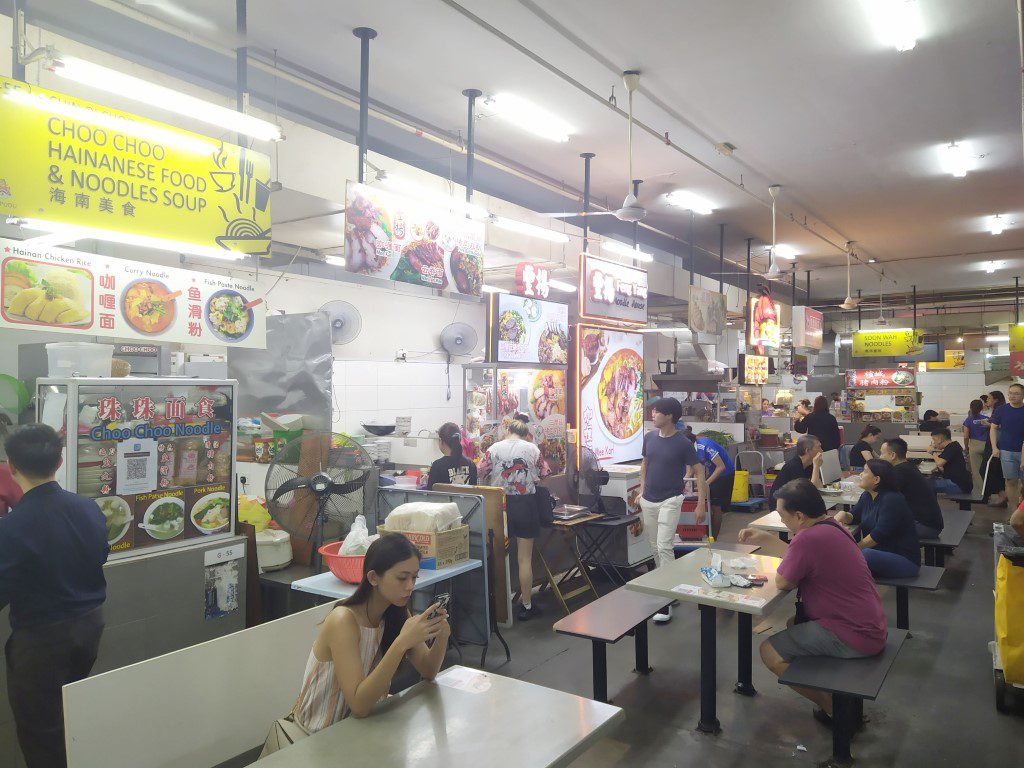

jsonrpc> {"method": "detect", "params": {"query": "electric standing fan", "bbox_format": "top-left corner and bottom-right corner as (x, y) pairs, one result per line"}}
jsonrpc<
(570, 444), (610, 514)
(265, 431), (374, 571)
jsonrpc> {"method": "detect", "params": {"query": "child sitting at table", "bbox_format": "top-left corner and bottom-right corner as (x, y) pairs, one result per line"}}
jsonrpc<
(739, 479), (887, 726)
(260, 534), (450, 756)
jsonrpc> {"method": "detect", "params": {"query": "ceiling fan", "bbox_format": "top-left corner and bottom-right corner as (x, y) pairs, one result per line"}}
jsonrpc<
(840, 243), (860, 310)
(541, 71), (671, 223)
(764, 185), (783, 280)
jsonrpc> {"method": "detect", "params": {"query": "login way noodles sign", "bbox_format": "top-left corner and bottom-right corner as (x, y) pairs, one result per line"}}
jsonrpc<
(0, 76), (271, 257)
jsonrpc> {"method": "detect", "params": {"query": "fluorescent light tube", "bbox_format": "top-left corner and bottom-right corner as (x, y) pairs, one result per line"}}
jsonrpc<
(637, 326), (690, 334)
(664, 190), (716, 215)
(939, 142), (973, 178)
(482, 285), (509, 294)
(772, 244), (798, 259)
(325, 255), (346, 267)
(51, 54), (283, 142)
(9, 217), (246, 260)
(861, 0), (924, 52)
(990, 215), (1005, 235)
(840, 338), (854, 345)
(487, 93), (574, 142)
(985, 261), (997, 273)
(491, 217), (570, 243)
(548, 279), (577, 293)
(986, 335), (1010, 342)
(379, 174), (488, 220)
(601, 239), (654, 262)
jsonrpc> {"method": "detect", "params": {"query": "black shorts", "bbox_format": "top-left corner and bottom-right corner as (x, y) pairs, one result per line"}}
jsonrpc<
(710, 473), (734, 510)
(506, 494), (540, 539)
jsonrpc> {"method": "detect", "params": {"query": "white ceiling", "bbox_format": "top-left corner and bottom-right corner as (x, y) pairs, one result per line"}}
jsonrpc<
(56, 0), (1024, 301)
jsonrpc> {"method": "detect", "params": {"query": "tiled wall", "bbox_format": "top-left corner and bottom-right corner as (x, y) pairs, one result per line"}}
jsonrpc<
(916, 370), (989, 422)
(331, 359), (462, 438)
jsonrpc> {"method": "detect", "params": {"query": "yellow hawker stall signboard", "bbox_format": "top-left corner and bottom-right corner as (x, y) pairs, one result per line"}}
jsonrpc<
(0, 76), (272, 257)
(851, 329), (922, 357)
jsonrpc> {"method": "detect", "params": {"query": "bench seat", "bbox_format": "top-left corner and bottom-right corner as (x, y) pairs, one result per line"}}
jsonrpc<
(920, 508), (973, 566)
(875, 566), (945, 630)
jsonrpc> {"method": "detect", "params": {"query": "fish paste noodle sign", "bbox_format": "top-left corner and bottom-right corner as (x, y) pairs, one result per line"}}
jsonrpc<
(581, 254), (648, 324)
(0, 76), (272, 257)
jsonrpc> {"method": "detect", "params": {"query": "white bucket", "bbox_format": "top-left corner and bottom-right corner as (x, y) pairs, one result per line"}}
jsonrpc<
(46, 342), (114, 377)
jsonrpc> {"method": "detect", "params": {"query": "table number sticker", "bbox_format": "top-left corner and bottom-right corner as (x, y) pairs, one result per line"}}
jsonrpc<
(436, 667), (491, 693)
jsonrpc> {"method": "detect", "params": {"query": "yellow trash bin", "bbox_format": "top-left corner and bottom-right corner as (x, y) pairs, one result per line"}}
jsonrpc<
(732, 471), (749, 502)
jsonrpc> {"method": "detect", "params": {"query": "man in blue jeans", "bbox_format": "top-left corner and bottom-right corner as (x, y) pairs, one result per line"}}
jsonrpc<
(990, 383), (1024, 512)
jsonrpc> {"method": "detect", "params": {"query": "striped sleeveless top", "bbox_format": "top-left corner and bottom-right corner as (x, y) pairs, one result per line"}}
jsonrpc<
(294, 622), (383, 732)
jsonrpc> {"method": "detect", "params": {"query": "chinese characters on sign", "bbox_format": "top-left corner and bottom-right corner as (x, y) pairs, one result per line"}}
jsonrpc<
(792, 306), (824, 350)
(851, 329), (922, 358)
(515, 262), (550, 298)
(580, 254), (648, 325)
(845, 369), (917, 388)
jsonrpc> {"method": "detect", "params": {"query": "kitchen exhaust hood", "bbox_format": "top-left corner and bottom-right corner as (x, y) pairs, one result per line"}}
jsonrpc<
(652, 328), (727, 391)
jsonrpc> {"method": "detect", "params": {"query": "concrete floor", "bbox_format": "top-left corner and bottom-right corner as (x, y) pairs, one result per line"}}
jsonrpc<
(483, 500), (1024, 767)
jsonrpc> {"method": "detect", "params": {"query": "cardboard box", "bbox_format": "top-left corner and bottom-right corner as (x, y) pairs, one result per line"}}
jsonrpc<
(377, 523), (470, 569)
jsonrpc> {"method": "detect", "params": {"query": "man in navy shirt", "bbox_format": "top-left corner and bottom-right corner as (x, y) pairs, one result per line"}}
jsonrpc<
(638, 398), (705, 623)
(0, 424), (108, 767)
(990, 382), (1024, 512)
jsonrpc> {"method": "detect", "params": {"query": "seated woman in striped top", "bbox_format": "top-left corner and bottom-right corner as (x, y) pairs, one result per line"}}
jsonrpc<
(294, 533), (450, 730)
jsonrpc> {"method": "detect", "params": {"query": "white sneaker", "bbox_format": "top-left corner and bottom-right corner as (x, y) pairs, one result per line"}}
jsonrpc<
(653, 605), (672, 624)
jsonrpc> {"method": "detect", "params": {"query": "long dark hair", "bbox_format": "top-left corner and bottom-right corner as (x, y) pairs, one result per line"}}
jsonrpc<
(340, 533), (421, 655)
(438, 422), (463, 458)
(813, 395), (829, 413)
(969, 399), (983, 417)
(991, 390), (1007, 408)
(864, 459), (898, 493)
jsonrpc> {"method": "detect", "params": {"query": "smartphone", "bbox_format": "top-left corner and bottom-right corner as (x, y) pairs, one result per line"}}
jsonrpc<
(428, 593), (451, 619)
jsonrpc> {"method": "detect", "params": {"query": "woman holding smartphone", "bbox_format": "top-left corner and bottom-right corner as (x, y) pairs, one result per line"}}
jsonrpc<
(267, 534), (449, 750)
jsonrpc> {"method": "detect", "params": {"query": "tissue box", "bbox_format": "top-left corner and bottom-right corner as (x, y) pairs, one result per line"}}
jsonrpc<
(377, 523), (470, 569)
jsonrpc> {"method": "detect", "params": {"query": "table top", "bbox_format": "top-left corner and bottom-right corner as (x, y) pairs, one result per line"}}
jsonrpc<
(292, 559), (483, 598)
(254, 666), (624, 768)
(750, 510), (859, 535)
(552, 512), (603, 529)
(626, 547), (789, 616)
(584, 513), (641, 528)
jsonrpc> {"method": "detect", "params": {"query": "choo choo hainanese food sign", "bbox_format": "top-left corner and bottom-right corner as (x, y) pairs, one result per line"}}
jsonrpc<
(0, 76), (271, 258)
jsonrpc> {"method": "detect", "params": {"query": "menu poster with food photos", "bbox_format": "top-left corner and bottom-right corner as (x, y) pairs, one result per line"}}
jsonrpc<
(0, 238), (266, 348)
(492, 293), (569, 365)
(344, 181), (485, 296)
(577, 325), (644, 465)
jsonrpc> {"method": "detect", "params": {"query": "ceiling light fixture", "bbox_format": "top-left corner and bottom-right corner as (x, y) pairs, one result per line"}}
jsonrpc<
(377, 173), (488, 219)
(7, 217), (246, 260)
(664, 190), (715, 215)
(601, 239), (654, 263)
(637, 326), (691, 334)
(990, 215), (1006, 235)
(491, 216), (570, 243)
(940, 141), (973, 178)
(548, 279), (577, 293)
(956, 336), (964, 343)
(48, 52), (284, 142)
(986, 335), (1010, 342)
(486, 93), (574, 143)
(772, 244), (798, 260)
(868, 258), (877, 263)
(481, 285), (509, 294)
(861, 0), (924, 52)
(840, 338), (854, 345)
(325, 255), (346, 267)
(986, 262), (997, 274)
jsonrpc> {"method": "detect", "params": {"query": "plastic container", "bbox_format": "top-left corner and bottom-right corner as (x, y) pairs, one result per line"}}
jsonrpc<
(319, 540), (365, 584)
(46, 342), (114, 377)
(732, 470), (750, 502)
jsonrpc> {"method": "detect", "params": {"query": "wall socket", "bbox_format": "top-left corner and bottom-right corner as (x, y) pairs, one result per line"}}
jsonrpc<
(395, 349), (408, 361)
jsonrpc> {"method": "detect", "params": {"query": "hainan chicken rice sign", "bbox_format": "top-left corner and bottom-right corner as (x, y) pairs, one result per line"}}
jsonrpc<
(0, 76), (272, 257)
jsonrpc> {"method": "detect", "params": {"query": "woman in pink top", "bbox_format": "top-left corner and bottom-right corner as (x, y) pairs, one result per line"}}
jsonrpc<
(740, 478), (887, 727)
(293, 534), (450, 733)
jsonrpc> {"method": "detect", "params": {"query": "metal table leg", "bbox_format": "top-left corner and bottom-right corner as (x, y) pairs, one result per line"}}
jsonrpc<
(697, 604), (721, 734)
(578, 524), (625, 586)
(633, 620), (652, 674)
(592, 640), (609, 703)
(831, 693), (854, 765)
(895, 586), (910, 631)
(734, 612), (757, 696)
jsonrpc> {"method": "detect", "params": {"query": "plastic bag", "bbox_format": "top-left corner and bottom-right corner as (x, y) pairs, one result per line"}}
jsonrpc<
(995, 555), (1024, 685)
(385, 502), (462, 533)
(340, 515), (372, 555)
(238, 496), (272, 532)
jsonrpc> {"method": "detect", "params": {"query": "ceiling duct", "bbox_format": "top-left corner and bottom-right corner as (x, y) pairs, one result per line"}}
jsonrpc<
(651, 328), (726, 391)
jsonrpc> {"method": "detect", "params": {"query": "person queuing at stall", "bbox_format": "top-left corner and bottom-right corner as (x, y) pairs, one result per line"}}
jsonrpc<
(683, 430), (735, 540)
(794, 395), (842, 453)
(851, 425), (882, 469)
(834, 459), (920, 578)
(264, 534), (450, 754)
(0, 424), (108, 768)
(879, 438), (944, 539)
(426, 422), (477, 490)
(738, 479), (887, 727)
(929, 428), (973, 497)
(770, 435), (825, 503)
(990, 383), (1024, 512)
(962, 399), (990, 495)
(637, 397), (706, 624)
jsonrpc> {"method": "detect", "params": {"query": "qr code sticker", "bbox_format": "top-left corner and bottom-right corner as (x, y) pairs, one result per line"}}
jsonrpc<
(125, 457), (148, 481)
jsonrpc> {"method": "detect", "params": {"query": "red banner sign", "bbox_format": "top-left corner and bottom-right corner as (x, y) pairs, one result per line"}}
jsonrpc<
(845, 369), (917, 388)
(515, 262), (550, 298)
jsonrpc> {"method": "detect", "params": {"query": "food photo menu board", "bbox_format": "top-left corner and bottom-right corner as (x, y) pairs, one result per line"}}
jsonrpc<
(577, 325), (644, 465)
(0, 238), (266, 348)
(73, 382), (236, 559)
(491, 293), (569, 365)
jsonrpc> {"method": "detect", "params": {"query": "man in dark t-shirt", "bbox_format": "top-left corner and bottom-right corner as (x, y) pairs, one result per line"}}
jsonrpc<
(770, 436), (824, 502)
(638, 398), (705, 623)
(930, 428), (972, 496)
(880, 438), (944, 538)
